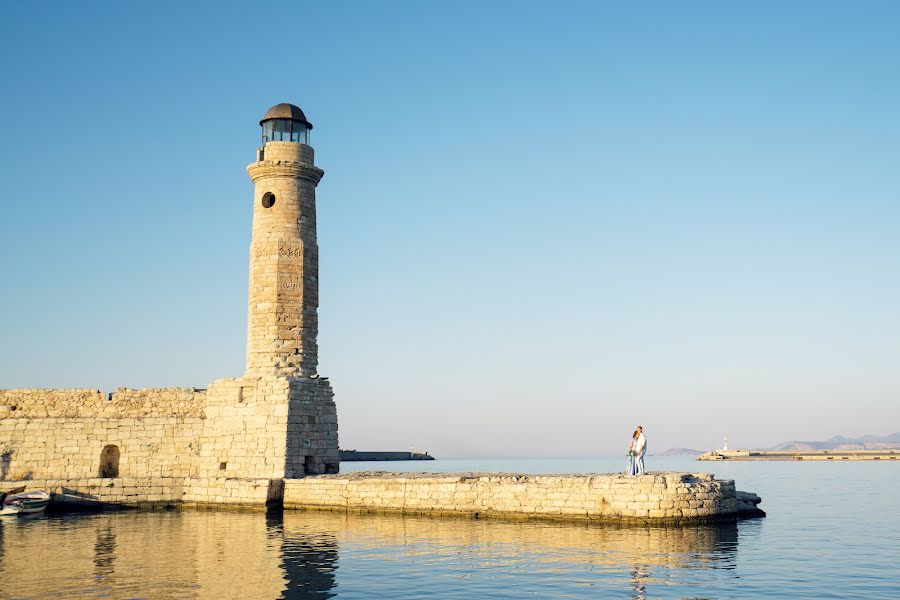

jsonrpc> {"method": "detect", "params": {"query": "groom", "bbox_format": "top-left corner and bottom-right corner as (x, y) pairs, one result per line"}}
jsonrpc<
(634, 426), (647, 475)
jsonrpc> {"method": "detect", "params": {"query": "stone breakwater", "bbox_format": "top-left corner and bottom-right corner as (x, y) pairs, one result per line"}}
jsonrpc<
(0, 472), (764, 523)
(699, 449), (899, 461)
(283, 472), (765, 523)
(1, 477), (281, 508)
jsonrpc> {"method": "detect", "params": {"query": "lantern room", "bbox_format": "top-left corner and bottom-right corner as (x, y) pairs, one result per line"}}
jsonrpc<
(260, 103), (313, 145)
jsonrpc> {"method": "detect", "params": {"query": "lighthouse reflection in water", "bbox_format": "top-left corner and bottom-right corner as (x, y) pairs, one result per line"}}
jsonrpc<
(2, 455), (898, 599)
(0, 509), (738, 599)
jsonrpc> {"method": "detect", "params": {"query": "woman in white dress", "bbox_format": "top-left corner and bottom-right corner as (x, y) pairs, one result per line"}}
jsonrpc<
(633, 426), (647, 474)
(625, 428), (640, 475)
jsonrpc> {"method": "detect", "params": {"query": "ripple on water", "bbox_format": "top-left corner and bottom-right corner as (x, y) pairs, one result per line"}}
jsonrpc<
(0, 458), (898, 599)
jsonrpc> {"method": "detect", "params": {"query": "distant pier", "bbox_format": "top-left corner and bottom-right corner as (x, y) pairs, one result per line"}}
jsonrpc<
(339, 450), (435, 462)
(698, 449), (899, 461)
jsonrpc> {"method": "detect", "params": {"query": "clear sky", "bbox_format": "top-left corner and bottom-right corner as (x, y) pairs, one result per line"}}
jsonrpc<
(1, 1), (898, 456)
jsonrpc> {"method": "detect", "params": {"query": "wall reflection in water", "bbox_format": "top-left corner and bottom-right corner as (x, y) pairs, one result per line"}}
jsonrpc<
(0, 509), (739, 599)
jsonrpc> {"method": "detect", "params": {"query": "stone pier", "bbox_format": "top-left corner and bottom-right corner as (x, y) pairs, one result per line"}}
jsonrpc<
(282, 471), (765, 524)
(1, 471), (764, 524)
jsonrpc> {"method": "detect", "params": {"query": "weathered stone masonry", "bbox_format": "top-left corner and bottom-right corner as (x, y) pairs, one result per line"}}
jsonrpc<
(1, 388), (205, 481)
(0, 103), (339, 499)
(283, 472), (761, 523)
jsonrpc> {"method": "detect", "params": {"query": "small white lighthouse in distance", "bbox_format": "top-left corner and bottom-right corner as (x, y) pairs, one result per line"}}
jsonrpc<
(723, 434), (729, 451)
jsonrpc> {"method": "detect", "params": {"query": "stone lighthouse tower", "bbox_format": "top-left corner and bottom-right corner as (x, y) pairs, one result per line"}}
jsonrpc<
(245, 103), (323, 378)
(200, 103), (339, 481)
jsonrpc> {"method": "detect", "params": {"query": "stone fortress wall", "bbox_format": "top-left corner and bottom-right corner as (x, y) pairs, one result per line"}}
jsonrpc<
(0, 388), (206, 419)
(0, 379), (336, 486)
(0, 388), (206, 481)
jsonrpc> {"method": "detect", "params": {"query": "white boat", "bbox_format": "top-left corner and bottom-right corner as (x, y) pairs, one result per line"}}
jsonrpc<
(1, 488), (51, 515)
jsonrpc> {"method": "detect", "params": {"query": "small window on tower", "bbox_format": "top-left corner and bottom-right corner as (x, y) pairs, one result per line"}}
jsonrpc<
(262, 192), (276, 208)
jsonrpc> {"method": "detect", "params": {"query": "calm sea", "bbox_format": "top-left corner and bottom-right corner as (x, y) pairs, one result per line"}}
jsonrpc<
(1, 457), (898, 599)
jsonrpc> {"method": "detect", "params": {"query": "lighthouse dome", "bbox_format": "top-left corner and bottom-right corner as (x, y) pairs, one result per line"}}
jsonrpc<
(260, 103), (313, 129)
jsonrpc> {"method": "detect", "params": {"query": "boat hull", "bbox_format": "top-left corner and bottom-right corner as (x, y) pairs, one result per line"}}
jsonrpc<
(3, 491), (50, 515)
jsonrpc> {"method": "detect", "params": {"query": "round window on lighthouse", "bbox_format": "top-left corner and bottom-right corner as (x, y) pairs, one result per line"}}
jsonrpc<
(261, 192), (276, 208)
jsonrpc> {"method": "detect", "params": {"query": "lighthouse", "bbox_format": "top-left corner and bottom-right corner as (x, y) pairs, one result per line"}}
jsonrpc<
(200, 103), (339, 480)
(245, 103), (324, 378)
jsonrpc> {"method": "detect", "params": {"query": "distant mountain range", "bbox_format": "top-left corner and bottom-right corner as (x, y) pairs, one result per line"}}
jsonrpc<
(655, 448), (704, 456)
(768, 433), (900, 451)
(660, 433), (900, 455)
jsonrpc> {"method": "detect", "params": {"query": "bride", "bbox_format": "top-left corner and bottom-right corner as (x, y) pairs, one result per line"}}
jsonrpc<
(625, 428), (640, 475)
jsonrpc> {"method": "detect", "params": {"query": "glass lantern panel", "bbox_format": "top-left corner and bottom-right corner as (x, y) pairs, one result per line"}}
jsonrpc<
(294, 124), (308, 144)
(274, 119), (291, 141)
(262, 121), (275, 144)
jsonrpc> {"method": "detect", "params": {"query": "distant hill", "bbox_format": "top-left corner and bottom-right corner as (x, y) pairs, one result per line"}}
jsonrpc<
(655, 448), (704, 456)
(769, 433), (900, 451)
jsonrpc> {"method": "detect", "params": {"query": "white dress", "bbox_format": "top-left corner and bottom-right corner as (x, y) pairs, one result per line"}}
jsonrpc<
(625, 440), (638, 475)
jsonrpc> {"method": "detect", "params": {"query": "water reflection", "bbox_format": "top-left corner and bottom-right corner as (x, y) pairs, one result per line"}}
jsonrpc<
(630, 563), (650, 600)
(93, 521), (116, 579)
(0, 509), (740, 599)
(268, 511), (338, 599)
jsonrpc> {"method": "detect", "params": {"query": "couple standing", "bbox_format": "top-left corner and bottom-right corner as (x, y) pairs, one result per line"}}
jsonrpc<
(626, 425), (647, 476)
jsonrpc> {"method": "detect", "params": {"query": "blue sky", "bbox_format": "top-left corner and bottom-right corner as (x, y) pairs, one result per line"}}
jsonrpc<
(1, 1), (898, 455)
